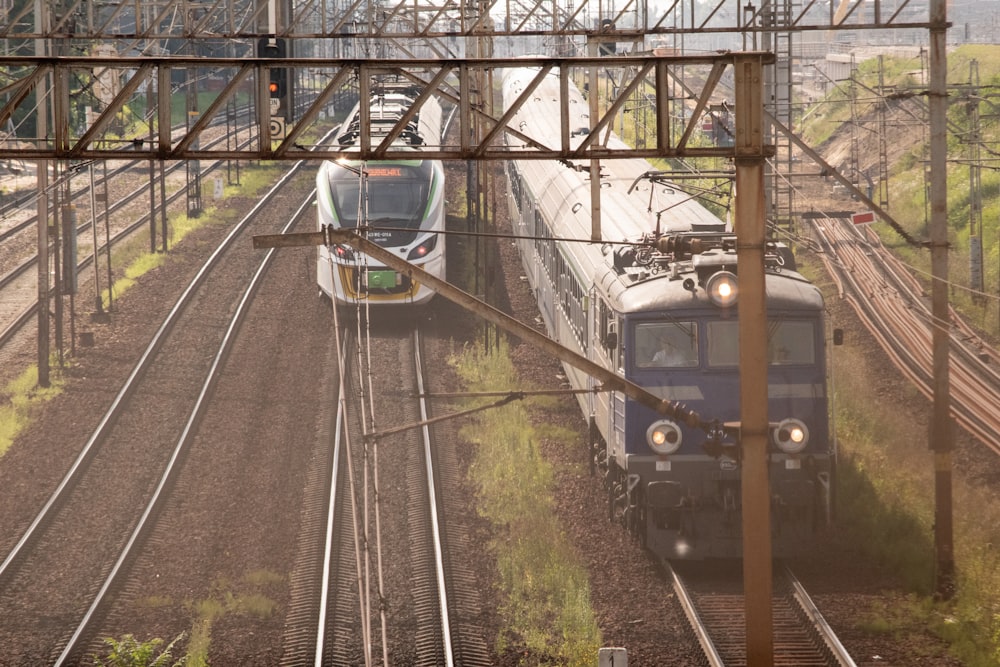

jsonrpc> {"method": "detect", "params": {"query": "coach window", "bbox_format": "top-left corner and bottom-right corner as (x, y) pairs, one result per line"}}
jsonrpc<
(706, 320), (739, 367)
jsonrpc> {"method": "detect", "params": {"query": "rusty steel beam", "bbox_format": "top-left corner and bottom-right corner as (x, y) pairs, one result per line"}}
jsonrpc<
(254, 227), (713, 428)
(0, 54), (774, 162)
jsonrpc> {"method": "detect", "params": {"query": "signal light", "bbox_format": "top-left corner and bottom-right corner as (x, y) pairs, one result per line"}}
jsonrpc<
(268, 68), (287, 98)
(258, 37), (288, 102)
(407, 235), (438, 260)
(334, 244), (355, 261)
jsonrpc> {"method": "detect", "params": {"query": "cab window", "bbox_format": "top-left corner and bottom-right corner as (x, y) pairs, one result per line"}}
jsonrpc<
(635, 322), (698, 368)
(706, 320), (816, 367)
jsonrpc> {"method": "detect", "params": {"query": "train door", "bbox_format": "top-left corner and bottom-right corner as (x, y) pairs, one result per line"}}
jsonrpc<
(607, 308), (625, 464)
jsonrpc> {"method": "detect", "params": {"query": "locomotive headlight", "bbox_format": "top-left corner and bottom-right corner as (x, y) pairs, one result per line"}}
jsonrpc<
(406, 234), (438, 260)
(772, 418), (809, 454)
(647, 420), (683, 455)
(334, 244), (355, 261)
(706, 270), (738, 308)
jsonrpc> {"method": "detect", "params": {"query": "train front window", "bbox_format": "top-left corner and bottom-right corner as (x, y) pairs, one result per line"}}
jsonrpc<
(706, 320), (816, 367)
(328, 163), (431, 229)
(766, 320), (816, 365)
(635, 322), (698, 368)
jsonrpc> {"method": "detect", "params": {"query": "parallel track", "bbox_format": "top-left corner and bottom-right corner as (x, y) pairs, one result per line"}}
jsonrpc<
(0, 159), (315, 664)
(0, 130), (257, 349)
(811, 216), (1000, 454)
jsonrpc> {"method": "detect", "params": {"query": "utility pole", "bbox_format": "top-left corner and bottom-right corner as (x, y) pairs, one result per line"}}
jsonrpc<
(929, 0), (955, 601)
(733, 54), (773, 666)
(34, 0), (49, 388)
(966, 61), (984, 298)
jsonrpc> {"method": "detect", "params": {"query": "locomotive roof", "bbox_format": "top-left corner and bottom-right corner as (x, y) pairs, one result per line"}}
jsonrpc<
(501, 66), (823, 317)
(335, 88), (442, 149)
(599, 263), (825, 315)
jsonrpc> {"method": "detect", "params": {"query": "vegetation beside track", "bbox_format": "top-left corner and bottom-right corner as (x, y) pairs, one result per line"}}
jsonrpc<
(1, 166), (279, 461)
(97, 164), (280, 310)
(804, 44), (1000, 342)
(451, 340), (602, 663)
(795, 44), (1000, 665)
(0, 363), (63, 459)
(807, 254), (1000, 665)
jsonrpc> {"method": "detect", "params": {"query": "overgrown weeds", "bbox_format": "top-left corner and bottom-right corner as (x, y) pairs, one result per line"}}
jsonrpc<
(451, 339), (601, 664)
(831, 324), (1000, 664)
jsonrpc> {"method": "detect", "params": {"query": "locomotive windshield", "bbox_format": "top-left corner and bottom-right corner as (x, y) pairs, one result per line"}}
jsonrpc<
(635, 322), (698, 368)
(327, 161), (434, 235)
(706, 319), (817, 367)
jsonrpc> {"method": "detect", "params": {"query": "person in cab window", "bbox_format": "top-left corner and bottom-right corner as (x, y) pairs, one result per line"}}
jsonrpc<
(652, 335), (685, 366)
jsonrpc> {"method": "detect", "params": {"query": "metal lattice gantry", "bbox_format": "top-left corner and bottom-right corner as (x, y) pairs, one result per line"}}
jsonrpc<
(0, 0), (935, 44)
(0, 53), (773, 161)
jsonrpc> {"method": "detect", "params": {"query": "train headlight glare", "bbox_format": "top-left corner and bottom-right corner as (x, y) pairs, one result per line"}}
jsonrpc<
(772, 418), (809, 454)
(647, 420), (682, 455)
(706, 271), (738, 308)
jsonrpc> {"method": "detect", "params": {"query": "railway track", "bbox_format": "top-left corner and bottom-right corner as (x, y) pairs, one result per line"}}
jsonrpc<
(0, 125), (258, 350)
(810, 215), (1000, 454)
(0, 159), (317, 664)
(281, 323), (491, 665)
(669, 560), (855, 667)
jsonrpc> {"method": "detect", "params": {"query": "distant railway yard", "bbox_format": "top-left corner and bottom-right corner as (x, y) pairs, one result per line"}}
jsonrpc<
(2, 46), (1000, 667)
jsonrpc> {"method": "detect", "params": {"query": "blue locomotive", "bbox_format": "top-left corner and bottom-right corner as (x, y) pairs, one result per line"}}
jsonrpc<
(501, 66), (834, 559)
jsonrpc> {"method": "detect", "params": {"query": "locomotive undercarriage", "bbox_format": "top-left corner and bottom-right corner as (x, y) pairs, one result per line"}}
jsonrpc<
(592, 426), (829, 559)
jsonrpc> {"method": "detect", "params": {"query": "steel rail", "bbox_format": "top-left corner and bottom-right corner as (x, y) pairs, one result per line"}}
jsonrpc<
(313, 333), (350, 665)
(413, 329), (455, 666)
(664, 560), (725, 667)
(784, 565), (856, 667)
(0, 133), (257, 349)
(0, 153), (309, 611)
(0, 109), (258, 244)
(669, 560), (856, 666)
(55, 174), (316, 665)
(812, 216), (1000, 454)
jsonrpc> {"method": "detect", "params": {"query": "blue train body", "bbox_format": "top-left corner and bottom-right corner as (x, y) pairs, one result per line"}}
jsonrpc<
(502, 66), (834, 559)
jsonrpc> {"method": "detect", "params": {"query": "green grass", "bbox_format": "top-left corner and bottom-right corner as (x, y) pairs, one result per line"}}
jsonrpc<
(799, 49), (1000, 663)
(91, 633), (187, 667)
(451, 340), (602, 664)
(99, 164), (280, 309)
(799, 44), (1000, 337)
(0, 364), (65, 459)
(0, 163), (283, 459)
(181, 572), (282, 666)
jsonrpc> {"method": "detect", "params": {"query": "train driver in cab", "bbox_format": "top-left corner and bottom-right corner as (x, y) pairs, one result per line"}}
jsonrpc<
(650, 328), (697, 367)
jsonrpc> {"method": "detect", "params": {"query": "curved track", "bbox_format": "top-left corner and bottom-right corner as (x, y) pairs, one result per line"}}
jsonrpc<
(810, 217), (1000, 454)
